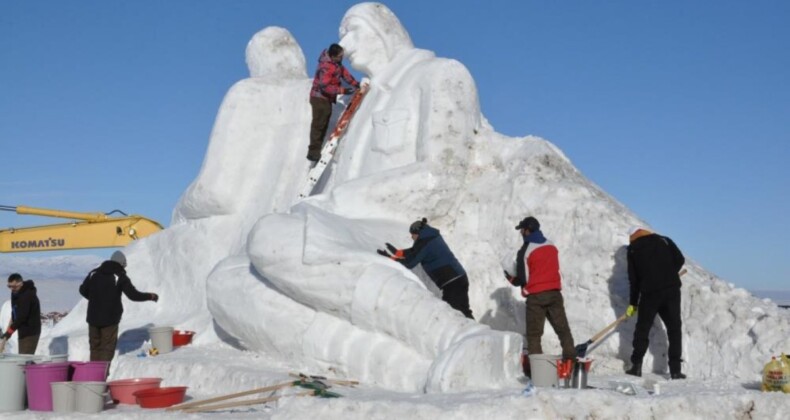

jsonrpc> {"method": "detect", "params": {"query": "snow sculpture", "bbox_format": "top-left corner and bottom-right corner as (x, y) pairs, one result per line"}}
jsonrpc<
(49, 2), (790, 393)
(209, 3), (522, 393)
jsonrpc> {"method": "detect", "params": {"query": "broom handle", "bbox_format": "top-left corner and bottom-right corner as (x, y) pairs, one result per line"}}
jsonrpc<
(182, 390), (314, 413)
(166, 380), (296, 411)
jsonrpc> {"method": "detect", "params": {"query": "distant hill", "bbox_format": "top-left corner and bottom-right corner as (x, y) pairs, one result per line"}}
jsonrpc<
(0, 254), (103, 281)
(751, 290), (790, 308)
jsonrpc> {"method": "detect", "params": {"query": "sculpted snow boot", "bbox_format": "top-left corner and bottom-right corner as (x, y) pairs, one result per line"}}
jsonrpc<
(625, 363), (642, 377)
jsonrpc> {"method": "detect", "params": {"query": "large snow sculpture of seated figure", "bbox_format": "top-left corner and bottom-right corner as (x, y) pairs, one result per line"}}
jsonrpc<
(221, 2), (523, 392)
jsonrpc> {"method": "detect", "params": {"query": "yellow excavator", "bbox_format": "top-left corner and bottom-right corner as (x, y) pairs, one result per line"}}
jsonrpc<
(0, 205), (163, 252)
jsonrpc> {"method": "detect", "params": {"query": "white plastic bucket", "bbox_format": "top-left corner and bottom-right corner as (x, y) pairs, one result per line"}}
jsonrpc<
(149, 326), (174, 354)
(0, 359), (27, 412)
(36, 354), (68, 363)
(74, 381), (107, 413)
(51, 382), (76, 413)
(528, 354), (560, 388)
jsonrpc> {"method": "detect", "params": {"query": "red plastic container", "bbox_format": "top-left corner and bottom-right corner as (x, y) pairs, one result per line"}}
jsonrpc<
(107, 377), (163, 404)
(133, 386), (188, 408)
(172, 330), (195, 347)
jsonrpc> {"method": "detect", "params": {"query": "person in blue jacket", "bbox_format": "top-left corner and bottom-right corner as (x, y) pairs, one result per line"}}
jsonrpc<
(378, 218), (474, 319)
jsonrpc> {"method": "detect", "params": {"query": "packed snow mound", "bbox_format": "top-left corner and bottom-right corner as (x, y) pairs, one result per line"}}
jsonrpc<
(43, 2), (789, 394)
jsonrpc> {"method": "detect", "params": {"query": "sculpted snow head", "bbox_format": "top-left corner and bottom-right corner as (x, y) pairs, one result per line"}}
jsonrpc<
(339, 2), (413, 76)
(245, 26), (307, 79)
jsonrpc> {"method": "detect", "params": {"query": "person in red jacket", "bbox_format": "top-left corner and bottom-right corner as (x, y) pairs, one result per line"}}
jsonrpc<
(307, 43), (360, 162)
(504, 217), (576, 370)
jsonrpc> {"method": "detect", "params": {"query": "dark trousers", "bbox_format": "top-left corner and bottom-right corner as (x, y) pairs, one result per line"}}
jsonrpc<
(441, 277), (474, 319)
(308, 97), (332, 159)
(18, 334), (40, 355)
(89, 323), (119, 362)
(525, 290), (576, 359)
(631, 287), (683, 373)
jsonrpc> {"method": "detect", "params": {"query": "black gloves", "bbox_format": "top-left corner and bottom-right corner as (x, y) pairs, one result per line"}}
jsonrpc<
(376, 249), (390, 257)
(150, 293), (159, 302)
(386, 243), (398, 254)
(1, 332), (11, 340)
(345, 86), (356, 95)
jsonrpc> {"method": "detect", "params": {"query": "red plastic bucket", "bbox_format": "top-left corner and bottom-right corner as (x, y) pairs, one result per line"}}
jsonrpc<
(25, 362), (70, 411)
(71, 361), (109, 382)
(133, 386), (188, 408)
(108, 378), (162, 404)
(172, 330), (195, 347)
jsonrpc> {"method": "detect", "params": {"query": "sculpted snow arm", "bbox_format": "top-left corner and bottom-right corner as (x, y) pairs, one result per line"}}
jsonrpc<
(415, 58), (481, 168)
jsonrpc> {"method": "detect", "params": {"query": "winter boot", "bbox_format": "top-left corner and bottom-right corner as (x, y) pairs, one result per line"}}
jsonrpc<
(625, 363), (642, 377)
(670, 372), (687, 380)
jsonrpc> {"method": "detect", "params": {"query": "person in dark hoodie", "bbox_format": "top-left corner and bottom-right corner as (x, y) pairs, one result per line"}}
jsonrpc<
(378, 218), (474, 319)
(1, 273), (41, 354)
(306, 43), (361, 162)
(503, 216), (576, 372)
(79, 250), (158, 362)
(625, 226), (686, 379)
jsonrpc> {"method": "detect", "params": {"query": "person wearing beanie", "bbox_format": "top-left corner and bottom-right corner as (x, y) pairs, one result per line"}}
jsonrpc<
(503, 216), (576, 375)
(624, 226), (686, 379)
(377, 218), (474, 319)
(1, 273), (41, 354)
(79, 250), (159, 363)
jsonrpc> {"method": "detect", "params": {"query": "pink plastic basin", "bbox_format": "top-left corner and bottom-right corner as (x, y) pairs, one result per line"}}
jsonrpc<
(107, 378), (163, 404)
(134, 386), (188, 408)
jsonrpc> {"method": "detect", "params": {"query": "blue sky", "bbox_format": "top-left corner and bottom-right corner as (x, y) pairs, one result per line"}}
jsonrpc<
(1, 1), (788, 291)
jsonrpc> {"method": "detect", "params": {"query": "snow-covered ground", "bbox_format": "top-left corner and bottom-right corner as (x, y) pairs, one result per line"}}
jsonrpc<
(2, 2), (789, 418)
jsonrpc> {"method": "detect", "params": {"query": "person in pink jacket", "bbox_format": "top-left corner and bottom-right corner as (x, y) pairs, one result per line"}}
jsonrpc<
(307, 43), (360, 162)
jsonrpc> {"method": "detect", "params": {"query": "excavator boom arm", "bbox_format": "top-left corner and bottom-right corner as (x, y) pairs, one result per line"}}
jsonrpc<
(0, 205), (163, 252)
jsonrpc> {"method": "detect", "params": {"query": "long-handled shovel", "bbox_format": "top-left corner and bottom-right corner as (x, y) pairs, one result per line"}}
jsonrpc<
(575, 314), (629, 358)
(575, 269), (688, 358)
(167, 373), (353, 413)
(166, 380), (298, 412)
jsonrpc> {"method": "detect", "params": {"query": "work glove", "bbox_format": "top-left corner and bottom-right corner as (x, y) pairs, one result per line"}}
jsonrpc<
(503, 270), (516, 285)
(150, 293), (159, 302)
(626, 305), (637, 318)
(385, 243), (398, 255)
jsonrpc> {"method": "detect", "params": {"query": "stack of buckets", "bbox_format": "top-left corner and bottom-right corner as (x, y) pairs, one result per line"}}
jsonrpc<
(49, 361), (110, 413)
(0, 355), (109, 414)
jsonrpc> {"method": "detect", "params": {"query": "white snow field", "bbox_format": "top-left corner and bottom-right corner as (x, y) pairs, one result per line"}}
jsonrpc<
(2, 3), (788, 418)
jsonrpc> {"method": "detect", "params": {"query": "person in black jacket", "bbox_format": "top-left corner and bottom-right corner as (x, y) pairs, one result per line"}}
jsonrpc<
(624, 227), (686, 379)
(378, 218), (474, 319)
(79, 251), (158, 362)
(1, 273), (42, 354)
